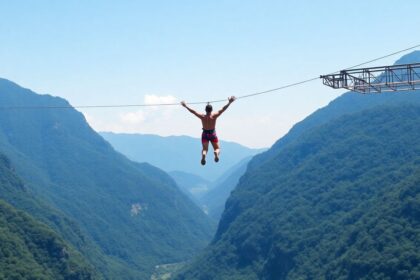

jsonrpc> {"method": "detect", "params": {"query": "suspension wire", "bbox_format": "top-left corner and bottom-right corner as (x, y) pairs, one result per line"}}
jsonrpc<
(1, 43), (419, 110)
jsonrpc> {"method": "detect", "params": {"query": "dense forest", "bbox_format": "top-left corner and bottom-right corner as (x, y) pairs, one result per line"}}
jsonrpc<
(0, 200), (99, 279)
(0, 153), (99, 279)
(175, 104), (420, 279)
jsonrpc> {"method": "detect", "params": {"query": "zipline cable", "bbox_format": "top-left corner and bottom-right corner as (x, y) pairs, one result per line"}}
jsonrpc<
(1, 43), (420, 110)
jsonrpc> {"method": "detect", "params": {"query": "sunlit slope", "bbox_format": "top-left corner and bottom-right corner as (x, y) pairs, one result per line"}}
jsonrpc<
(176, 104), (420, 279)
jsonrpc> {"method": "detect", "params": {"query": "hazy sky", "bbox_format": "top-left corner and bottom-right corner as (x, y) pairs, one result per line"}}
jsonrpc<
(1, 1), (420, 148)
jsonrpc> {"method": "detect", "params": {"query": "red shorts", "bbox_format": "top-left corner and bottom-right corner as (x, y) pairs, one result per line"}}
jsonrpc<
(202, 129), (218, 143)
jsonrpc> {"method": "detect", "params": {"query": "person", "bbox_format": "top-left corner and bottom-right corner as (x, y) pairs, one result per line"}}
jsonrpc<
(181, 96), (236, 165)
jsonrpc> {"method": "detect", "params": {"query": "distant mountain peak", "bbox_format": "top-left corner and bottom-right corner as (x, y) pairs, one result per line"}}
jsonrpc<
(394, 50), (420, 65)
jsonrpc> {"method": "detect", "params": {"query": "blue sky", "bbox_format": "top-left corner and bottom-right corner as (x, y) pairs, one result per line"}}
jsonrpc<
(1, 1), (420, 148)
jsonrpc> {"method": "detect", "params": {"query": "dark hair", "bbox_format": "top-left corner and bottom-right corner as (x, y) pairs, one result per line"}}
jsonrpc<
(205, 104), (213, 113)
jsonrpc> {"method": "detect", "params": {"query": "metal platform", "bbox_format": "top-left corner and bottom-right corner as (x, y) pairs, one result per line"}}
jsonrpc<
(321, 63), (420, 93)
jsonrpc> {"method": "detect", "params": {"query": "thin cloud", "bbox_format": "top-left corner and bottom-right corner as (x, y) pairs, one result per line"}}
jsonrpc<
(120, 110), (146, 124)
(83, 94), (181, 133)
(144, 94), (177, 106)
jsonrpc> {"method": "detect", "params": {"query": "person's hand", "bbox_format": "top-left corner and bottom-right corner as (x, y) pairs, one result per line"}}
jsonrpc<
(181, 101), (186, 107)
(228, 96), (236, 103)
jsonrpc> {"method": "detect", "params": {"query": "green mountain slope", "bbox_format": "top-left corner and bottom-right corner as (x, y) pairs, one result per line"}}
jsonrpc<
(0, 200), (100, 280)
(175, 104), (420, 279)
(0, 153), (98, 279)
(0, 78), (214, 278)
(100, 132), (263, 181)
(0, 150), (138, 278)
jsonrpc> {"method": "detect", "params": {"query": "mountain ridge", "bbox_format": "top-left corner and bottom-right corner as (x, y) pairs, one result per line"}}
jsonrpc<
(0, 77), (215, 278)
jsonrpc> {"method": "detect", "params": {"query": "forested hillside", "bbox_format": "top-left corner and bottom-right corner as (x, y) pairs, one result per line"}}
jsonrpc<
(175, 104), (420, 279)
(0, 151), (138, 278)
(0, 78), (215, 278)
(0, 200), (100, 280)
(0, 153), (98, 279)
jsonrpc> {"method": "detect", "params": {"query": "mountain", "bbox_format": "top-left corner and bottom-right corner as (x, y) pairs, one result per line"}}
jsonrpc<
(200, 156), (252, 220)
(175, 102), (420, 280)
(0, 78), (215, 278)
(394, 50), (420, 64)
(0, 200), (98, 279)
(0, 151), (134, 278)
(0, 153), (98, 279)
(174, 50), (420, 280)
(100, 132), (263, 181)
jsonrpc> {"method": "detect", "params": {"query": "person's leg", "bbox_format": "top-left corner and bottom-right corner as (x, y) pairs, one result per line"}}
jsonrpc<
(211, 141), (220, 162)
(201, 141), (209, 165)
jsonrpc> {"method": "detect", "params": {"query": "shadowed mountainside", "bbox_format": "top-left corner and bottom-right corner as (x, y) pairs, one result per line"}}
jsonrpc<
(0, 78), (215, 278)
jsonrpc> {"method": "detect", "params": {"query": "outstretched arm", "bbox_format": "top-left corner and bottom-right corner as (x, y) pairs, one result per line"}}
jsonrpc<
(181, 101), (203, 119)
(214, 96), (236, 118)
